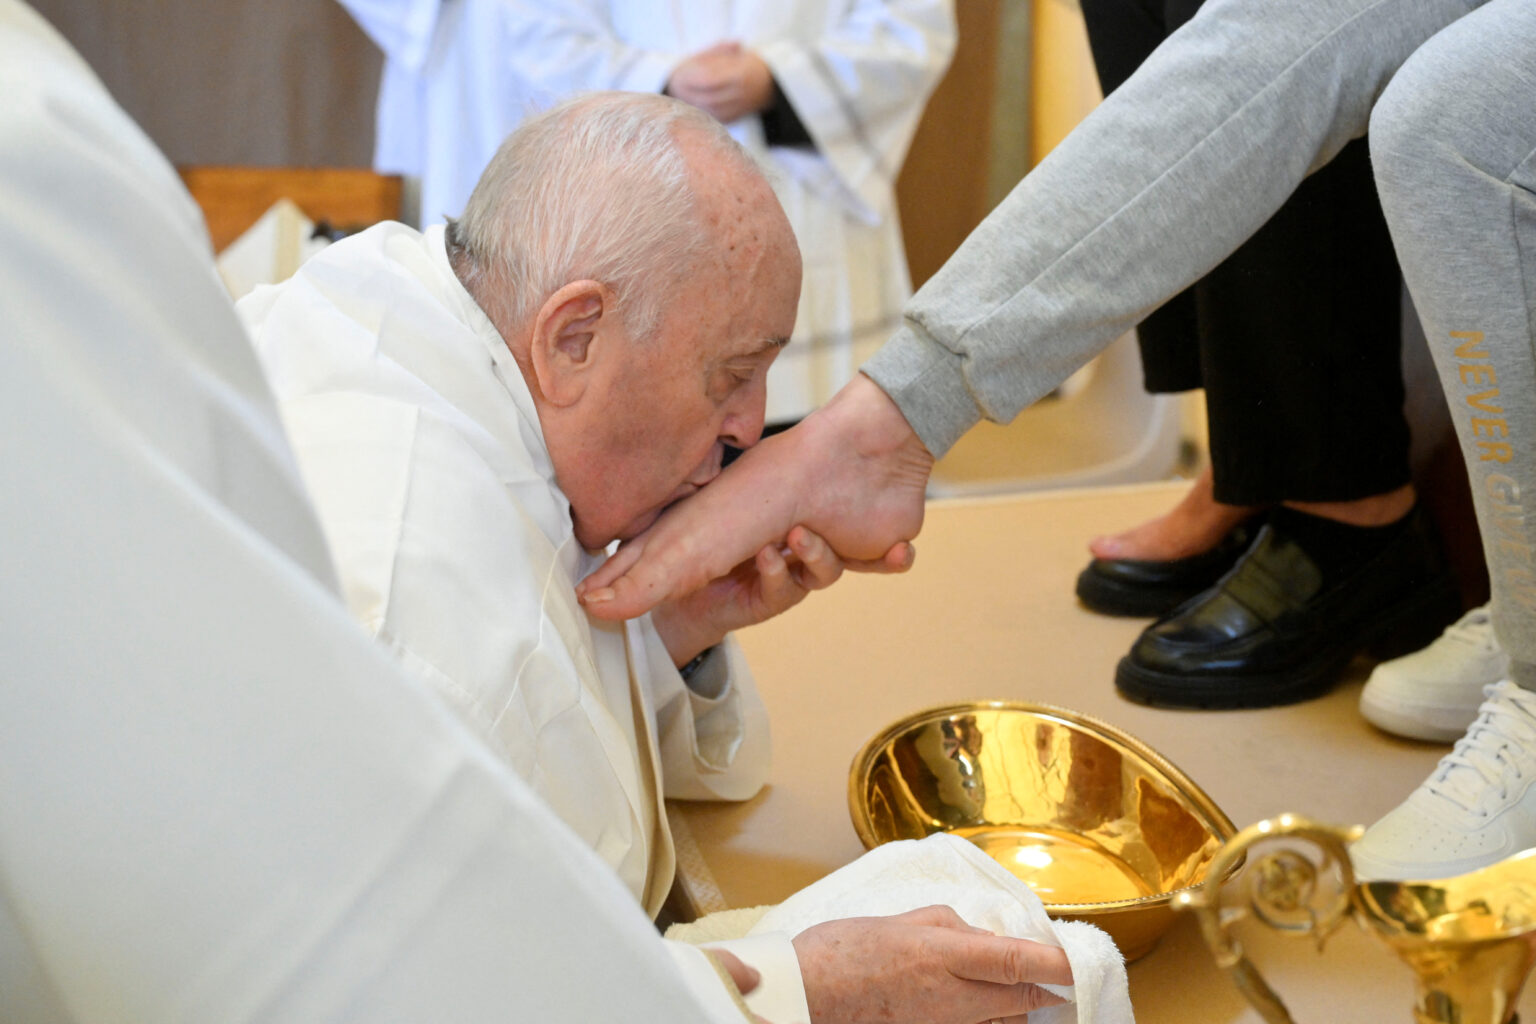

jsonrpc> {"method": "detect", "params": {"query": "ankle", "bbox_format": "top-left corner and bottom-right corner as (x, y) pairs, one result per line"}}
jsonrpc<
(1284, 485), (1415, 528)
(1269, 504), (1416, 586)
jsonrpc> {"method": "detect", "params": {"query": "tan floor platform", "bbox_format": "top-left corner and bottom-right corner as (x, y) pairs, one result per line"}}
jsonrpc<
(669, 480), (1533, 1023)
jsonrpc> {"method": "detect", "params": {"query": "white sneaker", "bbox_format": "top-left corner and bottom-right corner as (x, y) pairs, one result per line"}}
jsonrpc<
(1351, 681), (1536, 880)
(1360, 603), (1509, 742)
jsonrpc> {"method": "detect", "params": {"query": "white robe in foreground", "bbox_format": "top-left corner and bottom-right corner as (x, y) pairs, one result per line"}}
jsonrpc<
(340, 0), (956, 421)
(239, 221), (772, 918)
(0, 3), (782, 1019)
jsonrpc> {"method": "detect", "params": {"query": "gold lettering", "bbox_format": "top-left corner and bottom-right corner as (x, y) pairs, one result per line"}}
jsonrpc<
(1473, 416), (1510, 437)
(1498, 537), (1533, 560)
(1460, 364), (1497, 386)
(1453, 330), (1488, 359)
(1488, 474), (1521, 502)
(1504, 567), (1536, 614)
(1467, 390), (1504, 414)
(1490, 496), (1531, 558)
(1483, 455), (1536, 606)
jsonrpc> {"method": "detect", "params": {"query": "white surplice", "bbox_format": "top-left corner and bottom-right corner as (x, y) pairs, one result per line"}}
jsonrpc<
(239, 221), (772, 918)
(0, 3), (788, 1018)
(337, 0), (955, 422)
(337, 0), (537, 227)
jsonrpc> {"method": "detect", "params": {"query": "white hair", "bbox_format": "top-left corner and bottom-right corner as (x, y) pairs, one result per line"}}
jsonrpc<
(448, 91), (760, 340)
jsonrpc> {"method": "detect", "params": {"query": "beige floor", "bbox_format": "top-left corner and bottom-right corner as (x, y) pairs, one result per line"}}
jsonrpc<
(670, 480), (1533, 1023)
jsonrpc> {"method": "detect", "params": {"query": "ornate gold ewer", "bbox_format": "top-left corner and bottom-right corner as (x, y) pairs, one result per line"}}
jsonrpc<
(1175, 813), (1536, 1024)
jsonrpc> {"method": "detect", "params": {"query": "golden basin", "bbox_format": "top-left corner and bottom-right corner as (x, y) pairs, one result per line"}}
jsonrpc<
(849, 700), (1237, 960)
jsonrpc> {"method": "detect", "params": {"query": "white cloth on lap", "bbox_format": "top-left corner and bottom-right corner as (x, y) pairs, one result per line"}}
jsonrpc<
(748, 833), (1135, 1024)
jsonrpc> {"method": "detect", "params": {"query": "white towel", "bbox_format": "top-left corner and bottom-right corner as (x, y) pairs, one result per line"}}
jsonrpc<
(748, 832), (1135, 1024)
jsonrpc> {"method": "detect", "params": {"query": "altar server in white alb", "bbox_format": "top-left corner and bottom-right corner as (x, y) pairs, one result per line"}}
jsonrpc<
(336, 0), (535, 230)
(340, 0), (956, 425)
(240, 91), (869, 922)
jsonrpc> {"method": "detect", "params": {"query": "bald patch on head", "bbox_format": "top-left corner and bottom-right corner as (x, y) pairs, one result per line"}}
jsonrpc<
(675, 127), (798, 281)
(643, 124), (800, 378)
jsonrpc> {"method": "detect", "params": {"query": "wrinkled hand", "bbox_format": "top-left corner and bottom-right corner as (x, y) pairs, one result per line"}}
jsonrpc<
(651, 524), (844, 665)
(794, 906), (1073, 1024)
(578, 374), (933, 621)
(666, 40), (775, 124)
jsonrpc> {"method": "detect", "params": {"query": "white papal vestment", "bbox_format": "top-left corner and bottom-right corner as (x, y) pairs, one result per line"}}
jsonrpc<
(0, 2), (799, 1018)
(239, 221), (773, 918)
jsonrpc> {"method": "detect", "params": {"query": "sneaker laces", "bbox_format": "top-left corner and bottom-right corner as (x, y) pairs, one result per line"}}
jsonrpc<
(1439, 604), (1498, 652)
(1423, 682), (1536, 817)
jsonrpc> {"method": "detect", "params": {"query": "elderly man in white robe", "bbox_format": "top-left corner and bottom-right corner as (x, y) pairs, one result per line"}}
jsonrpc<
(240, 92), (888, 920)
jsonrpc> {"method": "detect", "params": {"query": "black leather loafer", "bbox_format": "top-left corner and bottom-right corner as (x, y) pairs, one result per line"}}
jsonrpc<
(1075, 521), (1259, 617)
(1114, 506), (1461, 709)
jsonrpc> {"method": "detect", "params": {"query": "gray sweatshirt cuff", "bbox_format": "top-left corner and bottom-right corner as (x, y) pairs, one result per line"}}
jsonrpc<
(861, 321), (983, 459)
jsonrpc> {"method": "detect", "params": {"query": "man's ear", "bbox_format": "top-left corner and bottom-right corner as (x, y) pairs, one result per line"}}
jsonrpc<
(528, 280), (615, 408)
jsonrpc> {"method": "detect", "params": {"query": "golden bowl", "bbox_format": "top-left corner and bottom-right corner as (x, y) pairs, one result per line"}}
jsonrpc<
(849, 700), (1237, 960)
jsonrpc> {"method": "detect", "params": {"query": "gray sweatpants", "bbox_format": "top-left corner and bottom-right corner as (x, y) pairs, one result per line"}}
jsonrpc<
(1370, 0), (1536, 683)
(863, 0), (1536, 675)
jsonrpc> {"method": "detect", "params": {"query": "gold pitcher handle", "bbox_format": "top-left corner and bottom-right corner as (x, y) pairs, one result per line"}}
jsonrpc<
(1174, 813), (1365, 1024)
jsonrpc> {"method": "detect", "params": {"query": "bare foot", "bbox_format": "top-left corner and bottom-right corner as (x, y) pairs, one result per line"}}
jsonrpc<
(1088, 466), (1261, 561)
(579, 374), (929, 620)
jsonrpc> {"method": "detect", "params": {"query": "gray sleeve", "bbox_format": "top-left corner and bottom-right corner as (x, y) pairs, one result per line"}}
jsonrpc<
(864, 0), (1484, 457)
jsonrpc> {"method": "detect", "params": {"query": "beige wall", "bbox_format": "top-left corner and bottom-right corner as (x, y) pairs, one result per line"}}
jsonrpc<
(30, 0), (379, 167)
(896, 0), (1100, 289)
(1028, 0), (1101, 163)
(895, 1), (1007, 289)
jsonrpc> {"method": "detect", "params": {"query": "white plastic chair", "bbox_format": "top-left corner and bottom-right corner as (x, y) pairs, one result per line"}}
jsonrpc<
(925, 332), (1187, 498)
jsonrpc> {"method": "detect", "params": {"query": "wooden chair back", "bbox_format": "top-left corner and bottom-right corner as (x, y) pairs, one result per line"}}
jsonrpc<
(178, 166), (403, 252)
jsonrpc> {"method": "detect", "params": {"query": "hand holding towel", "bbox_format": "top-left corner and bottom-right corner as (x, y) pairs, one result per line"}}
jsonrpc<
(748, 832), (1135, 1024)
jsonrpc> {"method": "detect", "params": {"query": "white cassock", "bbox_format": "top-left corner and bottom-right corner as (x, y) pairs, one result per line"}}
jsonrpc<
(0, 3), (790, 1020)
(238, 221), (773, 920)
(335, 0), (537, 227)
(336, 0), (956, 422)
